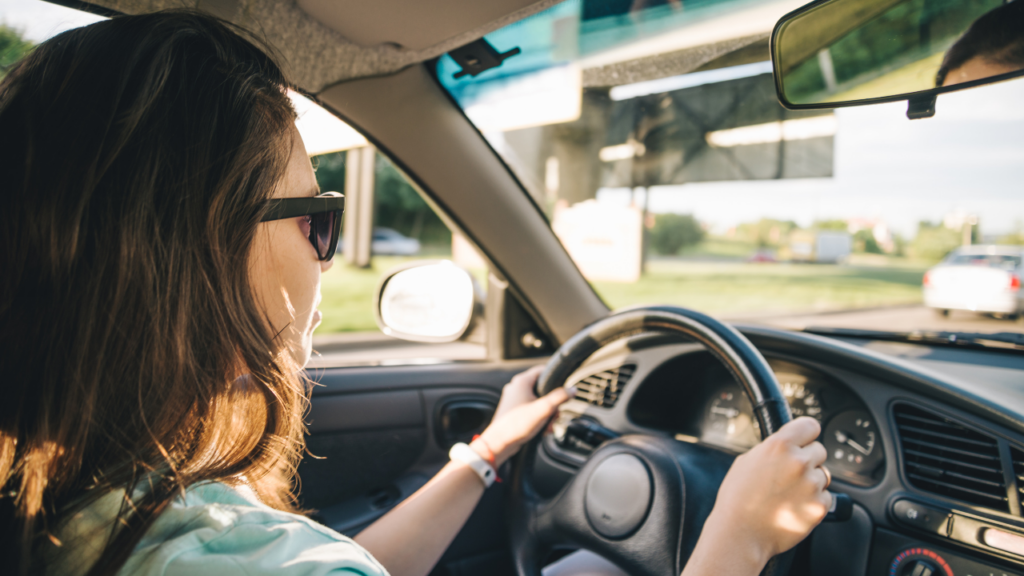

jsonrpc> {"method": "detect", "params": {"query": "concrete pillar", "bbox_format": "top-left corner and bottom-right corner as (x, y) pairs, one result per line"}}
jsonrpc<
(550, 89), (611, 205)
(343, 146), (375, 268)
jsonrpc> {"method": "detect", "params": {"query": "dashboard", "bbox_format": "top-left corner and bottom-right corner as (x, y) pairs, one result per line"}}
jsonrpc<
(625, 352), (884, 487)
(536, 327), (1024, 576)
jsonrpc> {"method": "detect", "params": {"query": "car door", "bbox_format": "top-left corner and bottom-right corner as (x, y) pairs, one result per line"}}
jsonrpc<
(300, 360), (537, 575)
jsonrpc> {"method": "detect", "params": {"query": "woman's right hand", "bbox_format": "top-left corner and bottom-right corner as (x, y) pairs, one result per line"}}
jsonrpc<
(683, 417), (831, 576)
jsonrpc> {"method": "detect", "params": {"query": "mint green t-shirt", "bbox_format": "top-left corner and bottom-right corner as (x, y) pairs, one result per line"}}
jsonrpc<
(50, 482), (389, 576)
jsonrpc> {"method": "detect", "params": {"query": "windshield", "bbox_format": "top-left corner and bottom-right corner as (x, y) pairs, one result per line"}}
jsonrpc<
(438, 0), (1024, 339)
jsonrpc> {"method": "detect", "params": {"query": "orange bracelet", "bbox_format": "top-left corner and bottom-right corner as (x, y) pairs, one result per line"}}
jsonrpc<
(471, 435), (502, 483)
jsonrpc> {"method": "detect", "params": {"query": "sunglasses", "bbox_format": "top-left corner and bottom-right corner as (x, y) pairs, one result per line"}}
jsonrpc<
(261, 192), (345, 261)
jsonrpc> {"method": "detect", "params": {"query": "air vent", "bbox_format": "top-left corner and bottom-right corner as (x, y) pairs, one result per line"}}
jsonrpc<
(1010, 446), (1024, 516)
(894, 404), (1009, 513)
(573, 364), (636, 408)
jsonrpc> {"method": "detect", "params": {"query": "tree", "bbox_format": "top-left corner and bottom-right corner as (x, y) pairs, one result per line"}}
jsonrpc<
(998, 233), (1024, 246)
(912, 221), (960, 262)
(998, 221), (1024, 246)
(735, 218), (797, 248)
(813, 219), (848, 231)
(312, 152), (346, 195)
(650, 213), (704, 255)
(853, 229), (883, 254)
(0, 24), (34, 79)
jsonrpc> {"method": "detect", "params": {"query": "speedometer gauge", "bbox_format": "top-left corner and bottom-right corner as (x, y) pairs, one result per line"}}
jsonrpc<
(703, 386), (759, 450)
(778, 375), (823, 421)
(822, 410), (884, 480)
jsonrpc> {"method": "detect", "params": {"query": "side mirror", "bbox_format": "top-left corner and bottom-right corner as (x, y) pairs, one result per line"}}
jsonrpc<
(374, 260), (485, 343)
(772, 0), (1024, 118)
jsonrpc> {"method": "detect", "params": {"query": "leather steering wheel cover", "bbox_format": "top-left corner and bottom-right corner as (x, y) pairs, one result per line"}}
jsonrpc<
(535, 306), (792, 435)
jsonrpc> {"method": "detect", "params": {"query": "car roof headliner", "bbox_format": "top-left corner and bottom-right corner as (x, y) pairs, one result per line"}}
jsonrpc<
(81, 0), (562, 92)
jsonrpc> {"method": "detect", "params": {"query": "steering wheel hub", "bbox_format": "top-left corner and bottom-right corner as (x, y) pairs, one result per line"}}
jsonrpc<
(584, 453), (653, 539)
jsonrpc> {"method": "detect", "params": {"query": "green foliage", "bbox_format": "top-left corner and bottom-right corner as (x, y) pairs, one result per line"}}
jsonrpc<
(999, 233), (1024, 246)
(782, 0), (999, 103)
(0, 24), (34, 78)
(374, 155), (450, 246)
(736, 218), (798, 248)
(998, 222), (1024, 246)
(813, 219), (848, 231)
(891, 233), (907, 257)
(912, 221), (960, 262)
(311, 150), (451, 247)
(650, 213), (705, 255)
(312, 152), (346, 194)
(853, 229), (884, 254)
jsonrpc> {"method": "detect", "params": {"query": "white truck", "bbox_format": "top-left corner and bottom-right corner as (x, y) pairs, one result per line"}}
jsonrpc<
(788, 231), (852, 263)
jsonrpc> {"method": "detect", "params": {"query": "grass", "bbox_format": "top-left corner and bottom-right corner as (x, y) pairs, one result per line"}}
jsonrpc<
(317, 254), (929, 333)
(593, 261), (928, 318)
(675, 238), (757, 260)
(316, 253), (487, 335)
(316, 256), (425, 334)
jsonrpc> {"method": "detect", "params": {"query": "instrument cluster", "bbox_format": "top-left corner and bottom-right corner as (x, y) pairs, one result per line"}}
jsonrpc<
(698, 358), (883, 486)
(627, 352), (885, 487)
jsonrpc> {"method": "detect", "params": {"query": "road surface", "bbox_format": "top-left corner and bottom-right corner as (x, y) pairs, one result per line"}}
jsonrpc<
(741, 305), (1022, 334)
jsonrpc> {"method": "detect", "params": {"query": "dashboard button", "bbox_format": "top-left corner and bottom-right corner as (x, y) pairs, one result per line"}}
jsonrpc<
(982, 527), (1024, 557)
(893, 499), (950, 535)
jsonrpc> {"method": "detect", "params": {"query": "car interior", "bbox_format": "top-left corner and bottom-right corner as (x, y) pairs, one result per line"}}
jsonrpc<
(33, 0), (1024, 575)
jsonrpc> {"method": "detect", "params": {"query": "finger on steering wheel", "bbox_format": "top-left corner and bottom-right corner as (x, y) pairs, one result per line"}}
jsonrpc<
(773, 416), (821, 447)
(801, 440), (827, 470)
(510, 366), (545, 393)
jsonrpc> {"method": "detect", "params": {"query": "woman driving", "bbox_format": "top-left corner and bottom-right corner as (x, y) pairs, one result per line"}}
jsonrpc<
(0, 12), (831, 576)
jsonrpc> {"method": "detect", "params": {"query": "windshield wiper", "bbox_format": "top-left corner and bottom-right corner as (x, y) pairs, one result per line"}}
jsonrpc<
(802, 326), (1024, 352)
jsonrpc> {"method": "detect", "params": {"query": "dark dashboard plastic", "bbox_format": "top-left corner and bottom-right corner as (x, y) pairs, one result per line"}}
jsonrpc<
(540, 325), (1024, 576)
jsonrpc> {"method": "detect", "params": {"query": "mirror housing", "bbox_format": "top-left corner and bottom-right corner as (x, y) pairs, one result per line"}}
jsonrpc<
(771, 0), (1024, 118)
(374, 260), (485, 343)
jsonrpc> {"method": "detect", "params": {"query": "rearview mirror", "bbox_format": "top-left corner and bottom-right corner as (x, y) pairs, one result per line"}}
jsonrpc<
(374, 261), (485, 343)
(772, 0), (1024, 118)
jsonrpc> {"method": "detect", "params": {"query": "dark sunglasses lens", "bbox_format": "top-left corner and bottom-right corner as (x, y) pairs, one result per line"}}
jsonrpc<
(312, 210), (339, 260)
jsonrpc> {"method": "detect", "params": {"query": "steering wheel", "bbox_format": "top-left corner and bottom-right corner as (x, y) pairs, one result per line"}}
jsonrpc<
(508, 306), (794, 576)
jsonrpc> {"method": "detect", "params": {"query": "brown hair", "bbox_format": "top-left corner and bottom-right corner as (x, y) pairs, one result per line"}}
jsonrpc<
(0, 11), (306, 575)
(936, 0), (1024, 86)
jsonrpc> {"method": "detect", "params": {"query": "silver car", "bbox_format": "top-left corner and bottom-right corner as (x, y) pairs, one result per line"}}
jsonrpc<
(337, 227), (421, 256)
(924, 245), (1024, 318)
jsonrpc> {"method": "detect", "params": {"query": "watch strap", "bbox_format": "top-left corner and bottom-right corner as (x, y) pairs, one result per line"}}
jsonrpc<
(449, 442), (496, 488)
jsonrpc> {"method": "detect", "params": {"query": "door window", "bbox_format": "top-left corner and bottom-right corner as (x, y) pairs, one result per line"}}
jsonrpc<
(298, 99), (489, 365)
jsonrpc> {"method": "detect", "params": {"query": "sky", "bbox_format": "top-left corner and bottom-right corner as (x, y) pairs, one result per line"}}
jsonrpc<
(0, 0), (105, 41)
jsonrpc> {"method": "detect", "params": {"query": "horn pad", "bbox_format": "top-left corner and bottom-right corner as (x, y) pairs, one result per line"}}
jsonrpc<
(584, 453), (653, 539)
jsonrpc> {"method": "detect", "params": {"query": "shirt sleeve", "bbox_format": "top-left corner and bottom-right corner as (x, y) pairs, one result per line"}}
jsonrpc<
(121, 487), (390, 576)
(156, 520), (389, 576)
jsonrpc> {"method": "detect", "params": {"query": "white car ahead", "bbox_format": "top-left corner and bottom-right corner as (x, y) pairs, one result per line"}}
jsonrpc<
(924, 245), (1023, 319)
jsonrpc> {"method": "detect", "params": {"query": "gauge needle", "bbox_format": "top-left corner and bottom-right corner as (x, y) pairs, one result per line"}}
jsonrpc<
(835, 430), (870, 455)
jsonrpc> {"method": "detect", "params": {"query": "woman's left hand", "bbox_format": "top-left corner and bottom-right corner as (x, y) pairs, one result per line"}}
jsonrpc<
(474, 366), (573, 467)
